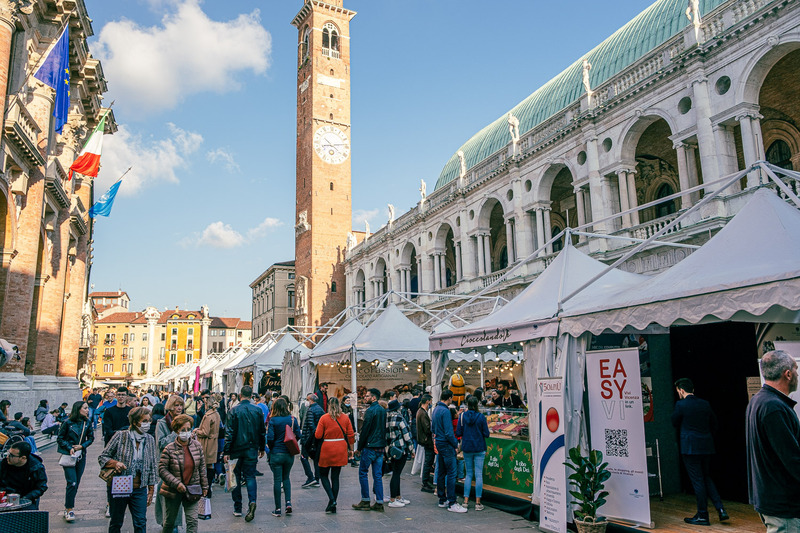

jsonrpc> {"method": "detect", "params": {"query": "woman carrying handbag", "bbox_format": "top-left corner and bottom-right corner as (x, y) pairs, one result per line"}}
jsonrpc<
(266, 398), (300, 517)
(158, 414), (208, 533)
(57, 401), (94, 523)
(314, 397), (355, 514)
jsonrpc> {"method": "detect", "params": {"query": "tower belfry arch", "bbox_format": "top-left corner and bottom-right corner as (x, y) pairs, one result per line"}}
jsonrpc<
(292, 0), (357, 329)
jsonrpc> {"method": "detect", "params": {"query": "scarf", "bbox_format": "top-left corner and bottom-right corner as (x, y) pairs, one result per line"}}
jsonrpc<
(129, 429), (146, 461)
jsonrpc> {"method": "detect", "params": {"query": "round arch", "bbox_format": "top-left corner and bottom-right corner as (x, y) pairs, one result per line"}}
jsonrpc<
(476, 196), (508, 230)
(535, 161), (574, 203)
(619, 110), (679, 163)
(739, 37), (800, 104)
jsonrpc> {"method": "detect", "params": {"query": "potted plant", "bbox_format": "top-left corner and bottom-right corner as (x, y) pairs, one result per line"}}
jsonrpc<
(564, 446), (611, 533)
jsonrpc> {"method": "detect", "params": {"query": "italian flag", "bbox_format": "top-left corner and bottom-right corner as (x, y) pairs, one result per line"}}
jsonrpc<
(68, 115), (106, 180)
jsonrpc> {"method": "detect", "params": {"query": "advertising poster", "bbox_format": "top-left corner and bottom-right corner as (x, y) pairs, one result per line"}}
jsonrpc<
(537, 377), (566, 533)
(586, 348), (650, 526)
(483, 437), (533, 495)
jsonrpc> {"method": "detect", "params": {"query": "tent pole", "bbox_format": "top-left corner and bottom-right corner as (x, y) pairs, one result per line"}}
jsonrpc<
(480, 353), (485, 387)
(351, 345), (358, 434)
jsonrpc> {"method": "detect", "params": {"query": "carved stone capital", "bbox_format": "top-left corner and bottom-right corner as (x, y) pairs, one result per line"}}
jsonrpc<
(60, 116), (86, 151)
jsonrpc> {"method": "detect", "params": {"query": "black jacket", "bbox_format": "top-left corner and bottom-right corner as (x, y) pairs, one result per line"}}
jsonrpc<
(102, 405), (131, 444)
(57, 418), (95, 456)
(301, 402), (324, 447)
(0, 454), (48, 502)
(746, 384), (800, 518)
(671, 395), (717, 455)
(223, 399), (266, 459)
(357, 401), (387, 450)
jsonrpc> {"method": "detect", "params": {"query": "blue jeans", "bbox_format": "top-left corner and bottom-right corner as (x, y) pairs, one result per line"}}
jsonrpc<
(24, 436), (37, 454)
(232, 448), (258, 511)
(108, 485), (147, 533)
(300, 447), (320, 482)
(63, 453), (86, 508)
(358, 447), (384, 503)
(437, 444), (457, 506)
(463, 451), (485, 500)
(269, 452), (293, 510)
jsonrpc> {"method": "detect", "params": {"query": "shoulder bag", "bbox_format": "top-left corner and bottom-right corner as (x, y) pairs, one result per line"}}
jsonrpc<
(284, 416), (300, 456)
(332, 415), (353, 458)
(59, 422), (86, 467)
(184, 444), (203, 503)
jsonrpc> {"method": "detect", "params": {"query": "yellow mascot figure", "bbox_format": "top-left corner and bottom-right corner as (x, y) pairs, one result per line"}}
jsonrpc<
(449, 373), (466, 407)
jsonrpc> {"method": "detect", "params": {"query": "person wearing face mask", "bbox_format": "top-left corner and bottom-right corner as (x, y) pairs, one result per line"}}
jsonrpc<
(57, 401), (95, 523)
(159, 414), (208, 533)
(341, 395), (357, 467)
(155, 394), (185, 530)
(98, 407), (158, 533)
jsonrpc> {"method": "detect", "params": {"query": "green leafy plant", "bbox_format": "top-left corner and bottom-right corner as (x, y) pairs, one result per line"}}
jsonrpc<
(564, 446), (611, 523)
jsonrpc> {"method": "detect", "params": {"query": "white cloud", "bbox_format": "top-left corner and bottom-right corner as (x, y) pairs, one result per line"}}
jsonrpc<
(94, 0), (271, 115)
(247, 217), (283, 240)
(353, 209), (379, 230)
(196, 221), (245, 249)
(185, 217), (283, 249)
(206, 148), (240, 173)
(98, 123), (202, 195)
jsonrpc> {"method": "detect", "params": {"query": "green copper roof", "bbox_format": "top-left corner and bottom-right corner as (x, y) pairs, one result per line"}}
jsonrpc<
(434, 0), (729, 191)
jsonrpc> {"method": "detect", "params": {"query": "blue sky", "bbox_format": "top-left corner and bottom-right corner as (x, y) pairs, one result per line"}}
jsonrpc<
(86, 0), (648, 319)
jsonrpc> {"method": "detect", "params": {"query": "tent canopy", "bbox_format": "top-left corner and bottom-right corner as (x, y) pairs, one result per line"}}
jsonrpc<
(429, 243), (649, 351)
(561, 189), (800, 335)
(229, 338), (276, 371)
(252, 334), (309, 372)
(307, 304), (431, 364)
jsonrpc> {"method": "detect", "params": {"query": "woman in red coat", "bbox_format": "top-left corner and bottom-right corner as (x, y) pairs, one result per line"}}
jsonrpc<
(314, 397), (354, 514)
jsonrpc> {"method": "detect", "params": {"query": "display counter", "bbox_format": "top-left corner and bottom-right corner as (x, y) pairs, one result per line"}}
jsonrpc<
(480, 407), (534, 500)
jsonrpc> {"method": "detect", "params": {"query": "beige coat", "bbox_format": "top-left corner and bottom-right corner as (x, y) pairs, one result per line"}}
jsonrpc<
(195, 409), (220, 465)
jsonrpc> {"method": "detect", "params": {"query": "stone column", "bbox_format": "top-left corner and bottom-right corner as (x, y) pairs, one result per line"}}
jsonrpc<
(505, 219), (515, 263)
(201, 317), (211, 360)
(462, 236), (477, 280)
(0, 1), (15, 105)
(417, 256), (425, 292)
(421, 254), (434, 294)
(673, 143), (694, 209)
(476, 235), (486, 276)
(737, 111), (765, 189)
(691, 73), (721, 190)
(146, 313), (158, 378)
(454, 241), (463, 281)
(626, 172), (640, 226)
(585, 134), (611, 235)
(616, 170), (632, 227)
(714, 123), (740, 181)
(405, 268), (411, 294)
(534, 208), (546, 255)
(542, 208), (553, 255)
(483, 234), (492, 274)
(432, 254), (441, 290)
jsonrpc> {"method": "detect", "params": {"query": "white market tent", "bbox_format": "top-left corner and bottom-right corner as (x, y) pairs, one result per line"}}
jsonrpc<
(559, 188), (800, 335)
(301, 317), (365, 365)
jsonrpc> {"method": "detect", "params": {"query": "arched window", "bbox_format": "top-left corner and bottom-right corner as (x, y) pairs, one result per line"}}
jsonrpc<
(300, 26), (310, 64)
(322, 22), (340, 58)
(551, 227), (564, 253)
(766, 140), (793, 170)
(655, 183), (677, 218)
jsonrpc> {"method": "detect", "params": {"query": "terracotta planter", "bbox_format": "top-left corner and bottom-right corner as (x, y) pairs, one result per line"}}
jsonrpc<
(574, 518), (608, 533)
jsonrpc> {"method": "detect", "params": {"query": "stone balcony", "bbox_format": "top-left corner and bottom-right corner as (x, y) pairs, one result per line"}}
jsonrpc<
(4, 98), (44, 167)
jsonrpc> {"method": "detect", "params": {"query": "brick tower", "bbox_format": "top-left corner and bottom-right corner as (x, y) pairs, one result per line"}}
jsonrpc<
(292, 1), (355, 329)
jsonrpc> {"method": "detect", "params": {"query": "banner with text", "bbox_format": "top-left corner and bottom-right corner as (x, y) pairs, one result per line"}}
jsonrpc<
(586, 348), (650, 526)
(538, 377), (567, 533)
(318, 363), (423, 396)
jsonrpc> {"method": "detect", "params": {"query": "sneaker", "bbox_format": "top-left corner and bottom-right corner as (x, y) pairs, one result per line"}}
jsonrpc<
(420, 485), (435, 493)
(105, 505), (110, 518)
(271, 509), (281, 517)
(399, 497), (411, 505)
(352, 500), (371, 511)
(475, 503), (485, 511)
(370, 502), (385, 512)
(64, 510), (76, 522)
(301, 479), (316, 489)
(311, 480), (320, 487)
(388, 500), (406, 508)
(448, 503), (468, 513)
(245, 502), (257, 522)
(254, 470), (264, 476)
(438, 501), (449, 508)
(233, 510), (243, 517)
(285, 504), (292, 515)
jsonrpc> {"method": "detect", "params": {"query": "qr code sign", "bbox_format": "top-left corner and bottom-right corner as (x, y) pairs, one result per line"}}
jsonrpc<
(605, 428), (629, 457)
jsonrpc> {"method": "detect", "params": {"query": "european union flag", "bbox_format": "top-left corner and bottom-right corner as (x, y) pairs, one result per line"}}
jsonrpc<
(89, 179), (122, 218)
(33, 27), (70, 134)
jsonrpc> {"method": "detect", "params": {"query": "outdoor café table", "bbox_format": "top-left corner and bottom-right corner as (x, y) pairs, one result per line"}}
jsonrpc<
(0, 498), (32, 512)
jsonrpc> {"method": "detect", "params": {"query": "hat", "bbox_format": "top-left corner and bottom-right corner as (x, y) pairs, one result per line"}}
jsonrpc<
(388, 399), (401, 411)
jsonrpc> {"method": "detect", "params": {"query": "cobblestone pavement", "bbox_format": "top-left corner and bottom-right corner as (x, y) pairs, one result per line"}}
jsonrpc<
(34, 436), (541, 532)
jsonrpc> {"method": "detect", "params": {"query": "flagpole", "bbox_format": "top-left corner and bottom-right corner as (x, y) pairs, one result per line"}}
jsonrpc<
(90, 166), (132, 220)
(74, 101), (115, 153)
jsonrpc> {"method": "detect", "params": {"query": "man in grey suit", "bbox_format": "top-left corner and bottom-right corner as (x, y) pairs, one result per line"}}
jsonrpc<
(671, 378), (729, 526)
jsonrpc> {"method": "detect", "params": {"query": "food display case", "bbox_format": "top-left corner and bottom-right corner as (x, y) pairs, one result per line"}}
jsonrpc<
(478, 407), (534, 499)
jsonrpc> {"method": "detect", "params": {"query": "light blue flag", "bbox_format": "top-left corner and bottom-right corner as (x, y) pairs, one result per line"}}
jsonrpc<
(33, 27), (70, 134)
(89, 180), (122, 218)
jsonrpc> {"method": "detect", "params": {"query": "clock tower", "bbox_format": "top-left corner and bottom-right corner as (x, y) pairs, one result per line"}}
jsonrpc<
(292, 0), (356, 329)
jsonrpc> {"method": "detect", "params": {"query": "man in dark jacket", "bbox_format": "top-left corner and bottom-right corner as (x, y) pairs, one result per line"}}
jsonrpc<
(746, 350), (800, 531)
(0, 442), (47, 509)
(671, 378), (728, 526)
(314, 382), (330, 412)
(300, 393), (324, 488)
(416, 394), (435, 492)
(102, 387), (132, 445)
(223, 386), (266, 522)
(431, 389), (466, 513)
(353, 388), (387, 512)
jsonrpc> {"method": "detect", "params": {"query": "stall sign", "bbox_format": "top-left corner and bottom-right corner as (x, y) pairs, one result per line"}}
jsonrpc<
(586, 348), (650, 526)
(484, 436), (533, 496)
(538, 377), (566, 533)
(317, 362), (423, 393)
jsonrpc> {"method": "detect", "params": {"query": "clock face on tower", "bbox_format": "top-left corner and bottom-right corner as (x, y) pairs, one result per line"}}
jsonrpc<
(313, 125), (350, 164)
